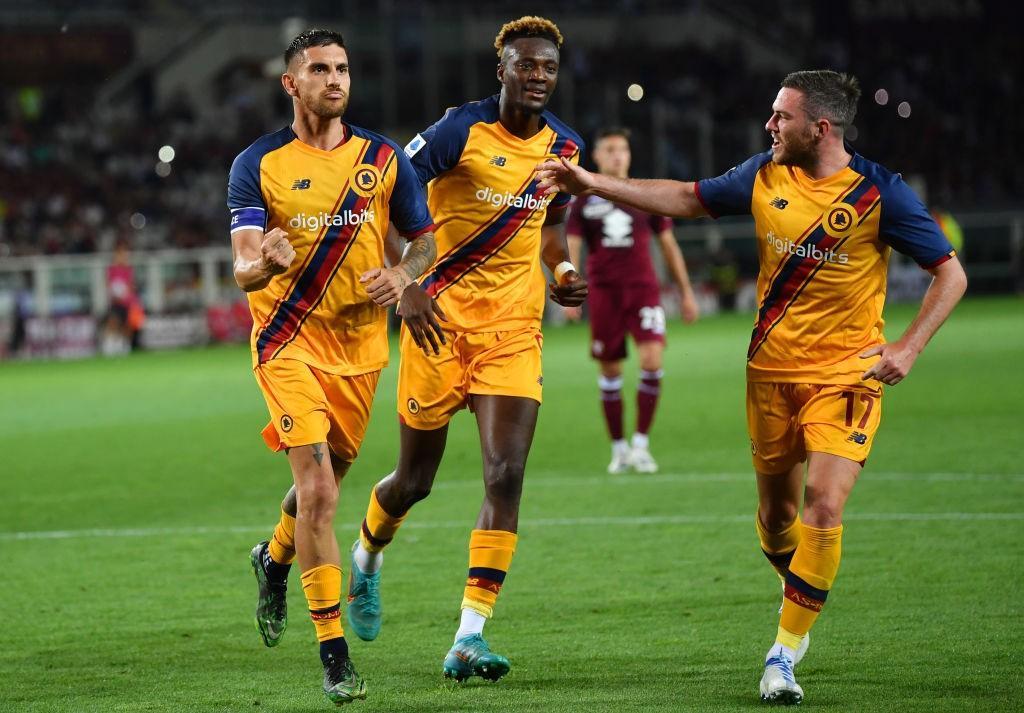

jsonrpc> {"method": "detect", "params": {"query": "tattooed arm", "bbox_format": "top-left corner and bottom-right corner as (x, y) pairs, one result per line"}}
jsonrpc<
(360, 227), (437, 307)
(396, 230), (437, 282)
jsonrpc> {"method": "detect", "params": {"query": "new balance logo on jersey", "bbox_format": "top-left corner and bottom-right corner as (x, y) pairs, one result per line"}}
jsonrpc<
(291, 178), (311, 190)
(489, 155), (507, 166)
(847, 431), (868, 445)
(770, 196), (789, 210)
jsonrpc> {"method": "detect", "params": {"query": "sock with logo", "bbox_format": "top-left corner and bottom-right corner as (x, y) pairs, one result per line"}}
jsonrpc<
(355, 484), (408, 573)
(777, 522), (843, 648)
(636, 369), (663, 437)
(301, 564), (345, 644)
(598, 375), (624, 442)
(756, 512), (802, 581)
(265, 508), (296, 583)
(460, 529), (517, 626)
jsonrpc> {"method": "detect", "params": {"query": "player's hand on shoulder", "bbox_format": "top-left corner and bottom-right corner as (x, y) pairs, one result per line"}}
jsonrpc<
(260, 228), (295, 275)
(360, 267), (414, 308)
(397, 283), (447, 356)
(680, 291), (700, 324)
(549, 270), (588, 307)
(860, 340), (918, 386)
(536, 156), (595, 197)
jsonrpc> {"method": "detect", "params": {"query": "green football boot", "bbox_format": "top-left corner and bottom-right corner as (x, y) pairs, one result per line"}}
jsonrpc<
(249, 541), (288, 647)
(442, 634), (511, 682)
(322, 652), (367, 706)
(346, 541), (382, 641)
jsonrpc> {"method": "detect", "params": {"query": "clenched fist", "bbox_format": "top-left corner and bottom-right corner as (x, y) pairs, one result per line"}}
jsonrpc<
(260, 228), (295, 275)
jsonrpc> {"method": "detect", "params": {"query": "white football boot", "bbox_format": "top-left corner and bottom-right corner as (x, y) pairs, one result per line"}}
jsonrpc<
(629, 445), (658, 473)
(607, 441), (631, 474)
(760, 653), (803, 705)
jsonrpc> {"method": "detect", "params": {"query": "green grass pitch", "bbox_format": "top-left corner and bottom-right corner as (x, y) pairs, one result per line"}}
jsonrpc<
(2, 297), (1022, 712)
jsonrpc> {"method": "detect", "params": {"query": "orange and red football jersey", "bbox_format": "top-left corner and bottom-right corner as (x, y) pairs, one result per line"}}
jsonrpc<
(227, 124), (433, 375)
(404, 95), (584, 332)
(696, 150), (954, 385)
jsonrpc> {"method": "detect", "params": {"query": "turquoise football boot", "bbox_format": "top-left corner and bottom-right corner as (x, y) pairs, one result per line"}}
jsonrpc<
(346, 540), (382, 641)
(442, 634), (511, 682)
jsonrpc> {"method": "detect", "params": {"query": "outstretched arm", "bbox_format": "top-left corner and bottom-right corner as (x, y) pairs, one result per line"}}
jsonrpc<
(537, 157), (708, 219)
(861, 257), (967, 385)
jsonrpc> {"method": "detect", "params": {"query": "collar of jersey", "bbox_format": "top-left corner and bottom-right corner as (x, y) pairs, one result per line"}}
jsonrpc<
(286, 124), (353, 157)
(489, 114), (551, 148)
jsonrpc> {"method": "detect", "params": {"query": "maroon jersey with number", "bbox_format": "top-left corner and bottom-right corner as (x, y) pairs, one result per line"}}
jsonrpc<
(566, 195), (673, 288)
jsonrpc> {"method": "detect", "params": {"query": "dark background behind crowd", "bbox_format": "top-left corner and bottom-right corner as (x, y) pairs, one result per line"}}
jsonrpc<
(0, 0), (1019, 259)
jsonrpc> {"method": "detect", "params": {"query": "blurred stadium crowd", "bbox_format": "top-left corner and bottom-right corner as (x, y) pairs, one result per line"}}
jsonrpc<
(0, 0), (1017, 258)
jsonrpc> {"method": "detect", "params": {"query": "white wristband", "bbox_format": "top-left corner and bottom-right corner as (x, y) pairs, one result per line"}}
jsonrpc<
(553, 261), (576, 285)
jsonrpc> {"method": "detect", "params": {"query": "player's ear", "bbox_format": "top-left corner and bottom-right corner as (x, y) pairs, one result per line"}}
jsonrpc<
(281, 72), (297, 98)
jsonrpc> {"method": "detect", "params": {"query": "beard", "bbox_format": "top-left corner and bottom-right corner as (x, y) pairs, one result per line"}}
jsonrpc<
(772, 127), (818, 169)
(301, 91), (348, 119)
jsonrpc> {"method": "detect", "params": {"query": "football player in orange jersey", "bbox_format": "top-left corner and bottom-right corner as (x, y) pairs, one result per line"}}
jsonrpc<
(344, 16), (588, 683)
(228, 29), (443, 706)
(538, 69), (966, 705)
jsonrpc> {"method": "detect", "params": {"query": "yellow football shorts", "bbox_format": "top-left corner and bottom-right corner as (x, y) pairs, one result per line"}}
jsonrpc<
(254, 358), (380, 462)
(746, 382), (883, 474)
(397, 326), (544, 430)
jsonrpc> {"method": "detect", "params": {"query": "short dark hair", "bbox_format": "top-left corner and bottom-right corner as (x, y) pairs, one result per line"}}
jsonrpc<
(285, 28), (346, 66)
(781, 70), (861, 130)
(494, 16), (563, 57)
(594, 127), (632, 145)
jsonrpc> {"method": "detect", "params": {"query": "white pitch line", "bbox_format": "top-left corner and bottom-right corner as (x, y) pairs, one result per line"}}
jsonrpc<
(2, 511), (1021, 542)
(430, 471), (1024, 490)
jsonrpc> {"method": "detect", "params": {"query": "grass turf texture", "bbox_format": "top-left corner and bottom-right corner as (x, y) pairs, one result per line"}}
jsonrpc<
(2, 297), (1022, 712)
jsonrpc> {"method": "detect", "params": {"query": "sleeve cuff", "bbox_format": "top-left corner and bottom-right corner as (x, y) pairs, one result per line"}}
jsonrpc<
(920, 250), (956, 270)
(692, 180), (717, 219)
(399, 222), (435, 239)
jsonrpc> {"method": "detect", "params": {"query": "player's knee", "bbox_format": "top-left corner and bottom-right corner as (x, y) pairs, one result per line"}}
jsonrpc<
(802, 488), (843, 527)
(760, 501), (799, 532)
(482, 458), (525, 502)
(599, 361), (623, 379)
(295, 481), (338, 527)
(395, 478), (432, 508)
(638, 355), (662, 372)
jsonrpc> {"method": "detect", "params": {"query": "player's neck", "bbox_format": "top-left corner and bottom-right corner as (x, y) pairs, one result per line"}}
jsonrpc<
(498, 96), (544, 140)
(802, 143), (852, 181)
(291, 112), (347, 151)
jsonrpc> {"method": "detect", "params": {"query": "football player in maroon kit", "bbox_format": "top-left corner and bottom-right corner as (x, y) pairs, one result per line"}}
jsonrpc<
(565, 127), (699, 473)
